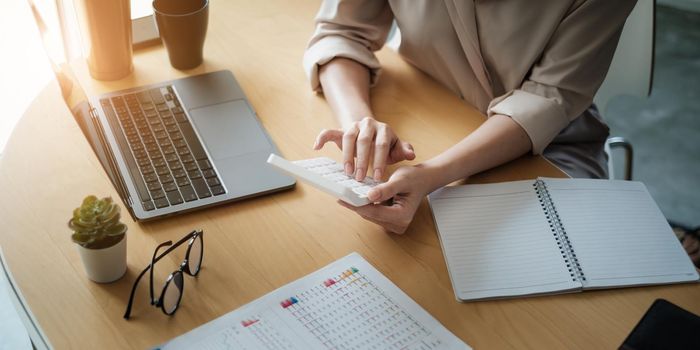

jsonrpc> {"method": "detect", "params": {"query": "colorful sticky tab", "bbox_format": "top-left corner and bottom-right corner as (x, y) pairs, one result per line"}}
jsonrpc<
(241, 319), (259, 327)
(280, 297), (299, 308)
(339, 268), (358, 280)
(324, 267), (361, 286)
(323, 279), (336, 287)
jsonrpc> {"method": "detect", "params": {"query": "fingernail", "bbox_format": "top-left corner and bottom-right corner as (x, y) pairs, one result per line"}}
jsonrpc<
(344, 162), (353, 175)
(355, 168), (365, 181)
(373, 169), (383, 181)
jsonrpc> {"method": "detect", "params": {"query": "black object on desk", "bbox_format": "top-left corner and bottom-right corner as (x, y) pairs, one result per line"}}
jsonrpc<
(620, 299), (700, 350)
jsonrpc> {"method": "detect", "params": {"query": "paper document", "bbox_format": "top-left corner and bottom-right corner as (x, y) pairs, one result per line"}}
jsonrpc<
(158, 252), (470, 350)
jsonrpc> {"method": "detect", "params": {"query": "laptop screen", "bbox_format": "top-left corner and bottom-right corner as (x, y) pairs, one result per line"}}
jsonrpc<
(29, 1), (88, 111)
(29, 0), (127, 201)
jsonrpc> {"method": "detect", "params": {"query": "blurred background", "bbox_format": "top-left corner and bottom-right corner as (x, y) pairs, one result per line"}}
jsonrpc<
(0, 0), (698, 228)
(606, 1), (700, 228)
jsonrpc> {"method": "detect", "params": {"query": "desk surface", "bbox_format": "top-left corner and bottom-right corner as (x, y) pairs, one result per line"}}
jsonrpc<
(1, 1), (699, 349)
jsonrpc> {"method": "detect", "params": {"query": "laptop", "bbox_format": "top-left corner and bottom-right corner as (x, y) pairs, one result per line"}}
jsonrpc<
(32, 6), (295, 221)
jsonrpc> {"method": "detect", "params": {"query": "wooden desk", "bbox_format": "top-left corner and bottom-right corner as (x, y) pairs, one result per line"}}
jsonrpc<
(1, 1), (698, 349)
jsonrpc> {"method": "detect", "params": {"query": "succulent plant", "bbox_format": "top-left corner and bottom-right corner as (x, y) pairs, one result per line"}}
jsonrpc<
(69, 196), (127, 249)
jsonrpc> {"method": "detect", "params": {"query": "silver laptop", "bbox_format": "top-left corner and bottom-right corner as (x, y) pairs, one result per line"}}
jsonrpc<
(32, 11), (295, 221)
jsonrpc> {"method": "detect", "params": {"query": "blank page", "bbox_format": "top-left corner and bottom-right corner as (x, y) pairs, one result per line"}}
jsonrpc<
(429, 181), (581, 301)
(542, 178), (699, 288)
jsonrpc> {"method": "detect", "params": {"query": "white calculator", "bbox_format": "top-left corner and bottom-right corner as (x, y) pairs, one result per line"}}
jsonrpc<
(266, 154), (380, 206)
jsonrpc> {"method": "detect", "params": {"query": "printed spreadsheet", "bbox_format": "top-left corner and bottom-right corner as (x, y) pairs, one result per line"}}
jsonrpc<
(158, 253), (469, 350)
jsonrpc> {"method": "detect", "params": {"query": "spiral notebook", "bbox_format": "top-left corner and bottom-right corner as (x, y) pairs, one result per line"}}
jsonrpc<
(428, 178), (699, 302)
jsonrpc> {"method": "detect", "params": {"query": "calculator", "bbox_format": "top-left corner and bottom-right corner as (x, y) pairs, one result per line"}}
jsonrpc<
(266, 154), (380, 206)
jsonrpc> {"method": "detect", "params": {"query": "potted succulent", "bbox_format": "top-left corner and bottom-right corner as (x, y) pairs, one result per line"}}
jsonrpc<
(69, 196), (128, 283)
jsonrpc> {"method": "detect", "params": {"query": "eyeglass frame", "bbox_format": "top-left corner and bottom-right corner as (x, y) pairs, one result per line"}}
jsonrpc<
(123, 229), (204, 319)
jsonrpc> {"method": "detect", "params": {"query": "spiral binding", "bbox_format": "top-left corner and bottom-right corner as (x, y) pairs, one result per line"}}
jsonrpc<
(533, 179), (586, 283)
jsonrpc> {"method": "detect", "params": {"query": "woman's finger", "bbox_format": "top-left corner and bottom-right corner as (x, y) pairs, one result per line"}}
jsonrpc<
(354, 120), (375, 180)
(313, 129), (343, 150)
(342, 125), (359, 175)
(366, 176), (407, 202)
(390, 139), (416, 163)
(372, 128), (390, 181)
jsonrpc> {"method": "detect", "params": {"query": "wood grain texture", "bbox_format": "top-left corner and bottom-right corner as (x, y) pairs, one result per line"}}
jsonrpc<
(1, 1), (698, 349)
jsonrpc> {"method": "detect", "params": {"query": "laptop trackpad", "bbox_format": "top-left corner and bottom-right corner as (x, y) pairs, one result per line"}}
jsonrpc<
(188, 100), (271, 160)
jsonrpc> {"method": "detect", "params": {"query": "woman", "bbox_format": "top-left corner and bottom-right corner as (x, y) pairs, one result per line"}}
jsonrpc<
(303, 0), (637, 233)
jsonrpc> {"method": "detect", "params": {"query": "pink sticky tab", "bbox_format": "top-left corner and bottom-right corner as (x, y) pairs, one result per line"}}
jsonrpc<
(242, 319), (259, 327)
(324, 279), (336, 287)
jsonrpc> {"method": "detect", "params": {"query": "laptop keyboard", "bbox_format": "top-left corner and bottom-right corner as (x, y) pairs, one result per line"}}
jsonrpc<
(100, 85), (225, 212)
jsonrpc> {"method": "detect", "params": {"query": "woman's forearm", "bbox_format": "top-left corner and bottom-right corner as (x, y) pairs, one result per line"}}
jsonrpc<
(420, 114), (533, 190)
(318, 57), (374, 128)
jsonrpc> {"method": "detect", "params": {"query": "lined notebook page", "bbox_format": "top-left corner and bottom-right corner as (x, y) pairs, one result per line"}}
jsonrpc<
(428, 181), (581, 301)
(542, 178), (699, 288)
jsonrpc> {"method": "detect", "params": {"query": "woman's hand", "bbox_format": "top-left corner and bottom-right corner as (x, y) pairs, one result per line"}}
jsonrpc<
(313, 117), (415, 181)
(338, 165), (436, 234)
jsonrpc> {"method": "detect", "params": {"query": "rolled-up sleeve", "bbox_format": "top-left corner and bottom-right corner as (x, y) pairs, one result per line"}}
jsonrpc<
(303, 0), (394, 92)
(487, 0), (637, 154)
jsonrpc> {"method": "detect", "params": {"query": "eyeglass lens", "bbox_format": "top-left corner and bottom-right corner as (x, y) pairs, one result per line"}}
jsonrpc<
(188, 234), (203, 275)
(162, 271), (184, 314)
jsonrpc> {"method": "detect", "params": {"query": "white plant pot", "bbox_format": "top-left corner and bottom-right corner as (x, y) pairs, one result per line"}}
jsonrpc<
(77, 234), (127, 283)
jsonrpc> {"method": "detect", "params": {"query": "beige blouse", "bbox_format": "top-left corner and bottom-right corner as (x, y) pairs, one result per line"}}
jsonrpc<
(303, 0), (636, 154)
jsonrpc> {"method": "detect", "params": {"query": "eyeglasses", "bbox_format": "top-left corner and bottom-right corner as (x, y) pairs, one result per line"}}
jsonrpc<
(124, 230), (204, 319)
